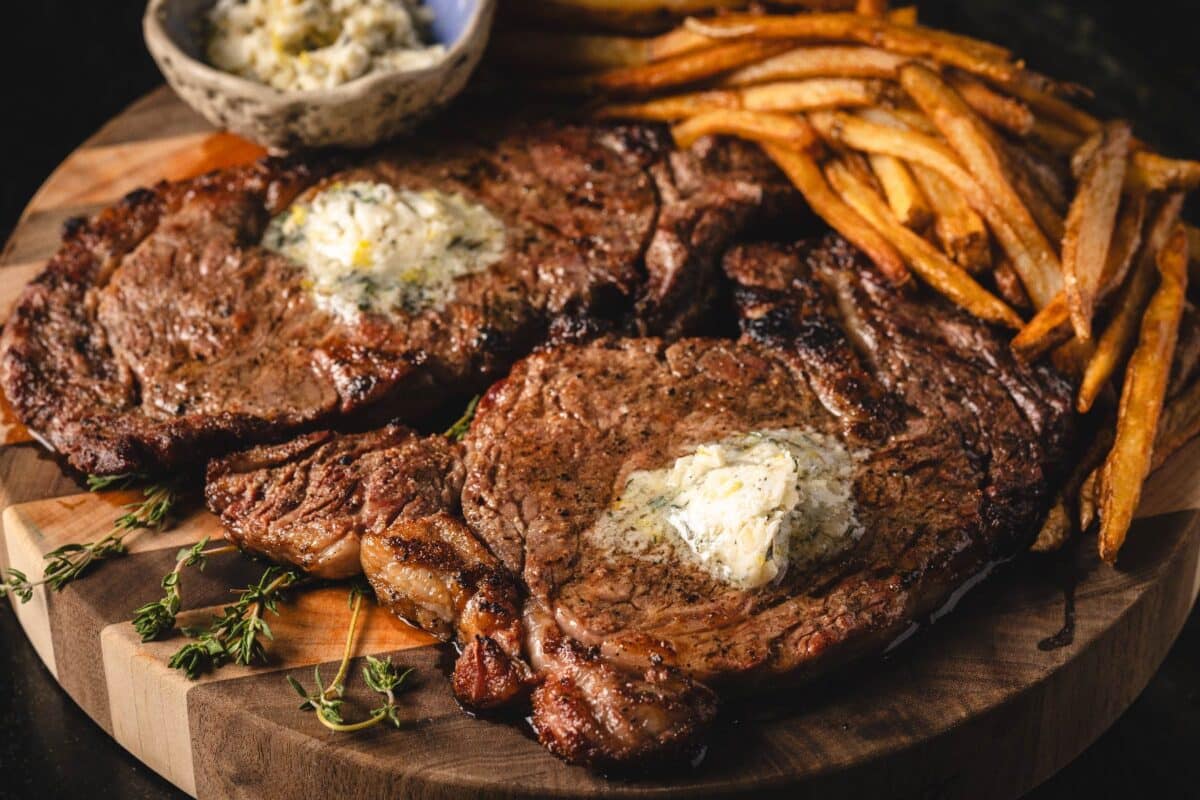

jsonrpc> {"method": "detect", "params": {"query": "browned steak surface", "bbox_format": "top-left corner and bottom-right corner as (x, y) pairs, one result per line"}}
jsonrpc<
(1, 122), (792, 475)
(462, 236), (1074, 688)
(202, 235), (1073, 769)
(206, 425), (463, 579)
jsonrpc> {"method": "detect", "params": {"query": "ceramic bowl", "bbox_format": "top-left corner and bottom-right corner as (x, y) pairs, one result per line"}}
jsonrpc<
(144, 0), (495, 151)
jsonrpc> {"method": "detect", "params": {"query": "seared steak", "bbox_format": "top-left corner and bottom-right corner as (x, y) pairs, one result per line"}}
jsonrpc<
(203, 235), (1073, 769)
(1, 122), (793, 475)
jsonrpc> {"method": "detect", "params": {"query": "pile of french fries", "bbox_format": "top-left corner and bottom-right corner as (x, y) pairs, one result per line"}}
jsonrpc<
(496, 0), (1200, 564)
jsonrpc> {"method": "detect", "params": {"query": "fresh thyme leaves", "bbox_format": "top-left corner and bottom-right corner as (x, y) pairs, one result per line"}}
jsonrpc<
(169, 565), (301, 679)
(2, 568), (33, 603)
(444, 395), (481, 442)
(86, 472), (148, 492)
(287, 586), (414, 732)
(132, 538), (239, 642)
(3, 479), (184, 604)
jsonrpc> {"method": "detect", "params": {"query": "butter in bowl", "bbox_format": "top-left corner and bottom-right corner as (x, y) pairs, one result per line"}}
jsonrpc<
(144, 0), (495, 150)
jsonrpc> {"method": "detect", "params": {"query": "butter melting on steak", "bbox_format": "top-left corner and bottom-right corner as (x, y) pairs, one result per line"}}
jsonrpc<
(1, 122), (793, 475)
(204, 236), (1073, 769)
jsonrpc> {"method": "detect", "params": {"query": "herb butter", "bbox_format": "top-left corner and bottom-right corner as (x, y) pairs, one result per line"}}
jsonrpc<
(263, 181), (506, 320)
(207, 0), (444, 92)
(594, 430), (862, 589)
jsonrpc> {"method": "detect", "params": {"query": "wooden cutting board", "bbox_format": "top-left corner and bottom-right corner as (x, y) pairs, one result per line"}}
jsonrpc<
(3, 86), (1200, 800)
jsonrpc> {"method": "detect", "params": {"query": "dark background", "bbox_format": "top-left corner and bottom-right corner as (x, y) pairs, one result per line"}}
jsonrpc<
(1, 1), (1198, 798)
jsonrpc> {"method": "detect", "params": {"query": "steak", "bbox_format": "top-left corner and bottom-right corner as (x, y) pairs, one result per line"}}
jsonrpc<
(1, 121), (794, 475)
(203, 235), (1073, 769)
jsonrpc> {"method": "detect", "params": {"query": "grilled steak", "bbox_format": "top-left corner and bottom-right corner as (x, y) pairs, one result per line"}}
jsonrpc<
(203, 235), (1073, 770)
(1, 122), (793, 475)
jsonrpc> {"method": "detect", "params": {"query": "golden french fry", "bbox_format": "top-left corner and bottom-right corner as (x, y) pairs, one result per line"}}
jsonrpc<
(909, 164), (991, 273)
(824, 159), (1023, 328)
(1061, 121), (1133, 340)
(887, 5), (917, 25)
(899, 64), (1063, 308)
(740, 78), (888, 111)
(855, 0), (888, 16)
(868, 153), (932, 229)
(1005, 75), (1103, 135)
(1079, 468), (1099, 532)
(1009, 163), (1065, 243)
(490, 28), (713, 71)
(762, 143), (911, 285)
(1126, 151), (1200, 192)
(598, 78), (886, 121)
(1078, 195), (1184, 411)
(809, 110), (1043, 299)
(1012, 194), (1146, 361)
(1030, 118), (1086, 154)
(1030, 500), (1069, 553)
(558, 39), (795, 95)
(685, 13), (1022, 86)
(671, 109), (819, 150)
(1098, 224), (1190, 563)
(723, 46), (907, 85)
(946, 72), (1034, 136)
(596, 89), (740, 121)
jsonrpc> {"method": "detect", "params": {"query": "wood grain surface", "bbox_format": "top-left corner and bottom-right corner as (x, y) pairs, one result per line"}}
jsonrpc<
(2, 86), (1199, 800)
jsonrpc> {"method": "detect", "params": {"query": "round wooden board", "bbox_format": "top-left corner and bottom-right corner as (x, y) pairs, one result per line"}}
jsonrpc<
(3, 87), (1200, 800)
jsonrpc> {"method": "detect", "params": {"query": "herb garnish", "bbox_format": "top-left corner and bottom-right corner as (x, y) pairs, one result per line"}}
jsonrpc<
(169, 565), (302, 679)
(444, 395), (481, 442)
(132, 537), (240, 642)
(287, 586), (414, 732)
(1, 476), (182, 603)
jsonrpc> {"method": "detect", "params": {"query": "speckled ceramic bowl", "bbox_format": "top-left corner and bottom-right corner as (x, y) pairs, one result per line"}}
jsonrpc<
(144, 0), (495, 151)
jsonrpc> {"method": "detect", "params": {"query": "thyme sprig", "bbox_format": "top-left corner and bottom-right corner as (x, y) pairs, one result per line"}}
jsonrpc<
(132, 538), (240, 642)
(287, 586), (414, 732)
(444, 395), (481, 442)
(1, 476), (182, 603)
(169, 565), (302, 679)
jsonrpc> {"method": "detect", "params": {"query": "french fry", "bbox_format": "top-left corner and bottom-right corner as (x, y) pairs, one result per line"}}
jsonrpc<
(1030, 118), (1087, 154)
(1098, 224), (1189, 563)
(855, 0), (888, 16)
(947, 72), (1035, 136)
(722, 46), (908, 85)
(1009, 162), (1065, 243)
(557, 39), (795, 94)
(1030, 500), (1069, 553)
(1012, 194), (1146, 361)
(899, 63), (1063, 308)
(909, 164), (991, 272)
(868, 153), (932, 229)
(598, 78), (885, 121)
(1005, 75), (1103, 135)
(824, 159), (1023, 327)
(1078, 195), (1184, 411)
(671, 109), (820, 150)
(809, 110), (1044, 300)
(887, 5), (918, 25)
(684, 13), (1022, 86)
(596, 89), (740, 121)
(1126, 151), (1200, 192)
(490, 28), (713, 71)
(762, 143), (911, 284)
(1061, 121), (1133, 340)
(506, 0), (756, 33)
